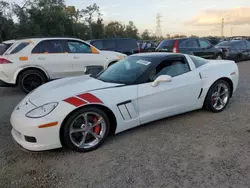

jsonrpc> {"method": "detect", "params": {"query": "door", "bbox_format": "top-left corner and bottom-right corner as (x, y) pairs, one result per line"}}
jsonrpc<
(31, 39), (73, 79)
(66, 40), (104, 77)
(197, 39), (215, 59)
(137, 56), (201, 124)
(179, 39), (203, 57)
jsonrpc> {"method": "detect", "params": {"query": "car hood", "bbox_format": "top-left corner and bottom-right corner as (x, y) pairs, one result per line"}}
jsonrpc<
(28, 75), (124, 106)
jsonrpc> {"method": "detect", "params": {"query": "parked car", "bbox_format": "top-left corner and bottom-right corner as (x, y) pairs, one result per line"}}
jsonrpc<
(10, 52), (239, 152)
(215, 40), (250, 62)
(87, 38), (140, 55)
(0, 37), (126, 93)
(156, 37), (223, 59)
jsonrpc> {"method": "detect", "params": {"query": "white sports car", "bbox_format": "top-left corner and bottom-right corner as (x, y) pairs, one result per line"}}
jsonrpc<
(11, 53), (239, 152)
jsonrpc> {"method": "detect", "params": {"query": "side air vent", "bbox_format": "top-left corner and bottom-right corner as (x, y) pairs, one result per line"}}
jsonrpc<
(117, 100), (137, 120)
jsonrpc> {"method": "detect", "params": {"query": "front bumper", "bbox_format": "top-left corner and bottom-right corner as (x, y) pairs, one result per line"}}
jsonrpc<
(10, 101), (63, 151)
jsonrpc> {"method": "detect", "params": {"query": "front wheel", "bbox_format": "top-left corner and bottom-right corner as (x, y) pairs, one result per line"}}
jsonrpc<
(203, 80), (231, 113)
(62, 107), (110, 152)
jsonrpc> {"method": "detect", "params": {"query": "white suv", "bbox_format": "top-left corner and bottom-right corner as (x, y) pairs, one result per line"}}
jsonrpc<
(0, 37), (126, 93)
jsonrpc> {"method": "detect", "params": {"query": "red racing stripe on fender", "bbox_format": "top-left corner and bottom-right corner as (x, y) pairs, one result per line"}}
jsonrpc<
(64, 97), (87, 107)
(77, 93), (103, 104)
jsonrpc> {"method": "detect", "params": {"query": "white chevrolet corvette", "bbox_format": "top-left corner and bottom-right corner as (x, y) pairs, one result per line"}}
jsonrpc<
(11, 53), (239, 152)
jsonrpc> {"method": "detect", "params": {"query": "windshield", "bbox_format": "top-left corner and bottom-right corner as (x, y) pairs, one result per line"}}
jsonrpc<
(97, 56), (153, 84)
(0, 43), (12, 55)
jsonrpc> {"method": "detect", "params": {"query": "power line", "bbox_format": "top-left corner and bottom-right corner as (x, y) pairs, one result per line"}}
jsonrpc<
(156, 13), (162, 37)
(221, 18), (224, 37)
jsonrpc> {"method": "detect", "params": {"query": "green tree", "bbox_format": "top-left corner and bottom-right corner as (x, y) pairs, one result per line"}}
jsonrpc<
(125, 21), (138, 38)
(104, 21), (126, 38)
(82, 3), (101, 39)
(141, 29), (150, 40)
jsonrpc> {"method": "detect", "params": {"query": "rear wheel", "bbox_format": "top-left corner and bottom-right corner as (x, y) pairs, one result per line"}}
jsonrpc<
(203, 80), (231, 113)
(236, 55), (241, 63)
(63, 107), (110, 152)
(18, 70), (47, 94)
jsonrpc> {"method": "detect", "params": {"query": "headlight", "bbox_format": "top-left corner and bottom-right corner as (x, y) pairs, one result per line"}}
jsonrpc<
(26, 102), (58, 118)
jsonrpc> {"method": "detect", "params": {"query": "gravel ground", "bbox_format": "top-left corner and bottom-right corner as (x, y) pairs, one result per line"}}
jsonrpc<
(0, 61), (250, 188)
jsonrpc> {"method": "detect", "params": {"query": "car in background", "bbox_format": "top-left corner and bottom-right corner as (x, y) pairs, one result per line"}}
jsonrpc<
(0, 40), (15, 55)
(156, 37), (223, 60)
(0, 37), (126, 93)
(87, 38), (140, 55)
(215, 40), (250, 62)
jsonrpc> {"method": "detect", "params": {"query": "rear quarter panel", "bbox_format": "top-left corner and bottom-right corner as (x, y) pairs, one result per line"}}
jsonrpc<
(198, 60), (239, 100)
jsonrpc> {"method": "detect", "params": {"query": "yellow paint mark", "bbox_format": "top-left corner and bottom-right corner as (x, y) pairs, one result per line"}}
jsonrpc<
(19, 56), (28, 61)
(38, 122), (58, 128)
(90, 46), (99, 54)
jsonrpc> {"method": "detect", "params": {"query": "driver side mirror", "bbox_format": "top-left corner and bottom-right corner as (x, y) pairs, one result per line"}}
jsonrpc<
(151, 75), (172, 87)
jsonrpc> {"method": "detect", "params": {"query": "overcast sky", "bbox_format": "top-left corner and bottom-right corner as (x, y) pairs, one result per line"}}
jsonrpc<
(7, 0), (250, 36)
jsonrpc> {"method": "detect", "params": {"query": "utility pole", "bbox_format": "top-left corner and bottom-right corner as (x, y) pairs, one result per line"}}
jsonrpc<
(156, 13), (163, 37)
(221, 18), (224, 37)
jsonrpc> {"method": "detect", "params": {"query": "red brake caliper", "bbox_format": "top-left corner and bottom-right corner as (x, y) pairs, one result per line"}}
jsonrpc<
(93, 116), (101, 134)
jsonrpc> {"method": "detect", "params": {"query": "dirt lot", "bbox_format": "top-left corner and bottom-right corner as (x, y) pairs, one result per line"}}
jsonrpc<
(0, 61), (250, 188)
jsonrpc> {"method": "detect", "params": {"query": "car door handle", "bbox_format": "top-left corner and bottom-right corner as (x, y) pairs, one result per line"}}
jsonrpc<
(73, 56), (80, 59)
(38, 57), (46, 60)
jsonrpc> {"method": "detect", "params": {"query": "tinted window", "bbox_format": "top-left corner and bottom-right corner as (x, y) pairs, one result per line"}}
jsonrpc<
(116, 39), (137, 51)
(239, 41), (247, 49)
(5, 42), (29, 55)
(188, 39), (199, 48)
(0, 43), (12, 55)
(179, 40), (189, 48)
(198, 39), (210, 48)
(157, 40), (175, 49)
(32, 40), (65, 53)
(245, 41), (250, 49)
(189, 55), (208, 68)
(102, 40), (115, 50)
(67, 40), (91, 53)
(149, 57), (190, 81)
(91, 40), (103, 50)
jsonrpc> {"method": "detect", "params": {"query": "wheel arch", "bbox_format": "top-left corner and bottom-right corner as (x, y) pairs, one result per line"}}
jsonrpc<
(15, 66), (49, 85)
(204, 77), (234, 100)
(59, 104), (117, 146)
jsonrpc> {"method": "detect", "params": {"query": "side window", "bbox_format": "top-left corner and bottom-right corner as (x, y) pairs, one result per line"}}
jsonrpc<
(5, 42), (29, 55)
(102, 40), (115, 50)
(188, 39), (199, 48)
(239, 41), (247, 49)
(32, 40), (65, 53)
(179, 40), (189, 48)
(189, 55), (208, 68)
(116, 39), (129, 51)
(245, 41), (250, 49)
(67, 40), (91, 53)
(149, 57), (190, 81)
(91, 40), (103, 50)
(198, 39), (210, 48)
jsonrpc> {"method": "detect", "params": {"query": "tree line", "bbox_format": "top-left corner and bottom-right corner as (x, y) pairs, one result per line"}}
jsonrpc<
(0, 0), (176, 42)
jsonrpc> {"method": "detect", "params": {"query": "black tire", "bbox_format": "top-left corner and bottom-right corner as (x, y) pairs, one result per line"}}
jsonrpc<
(62, 106), (110, 152)
(203, 79), (231, 113)
(215, 53), (223, 60)
(18, 69), (47, 94)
